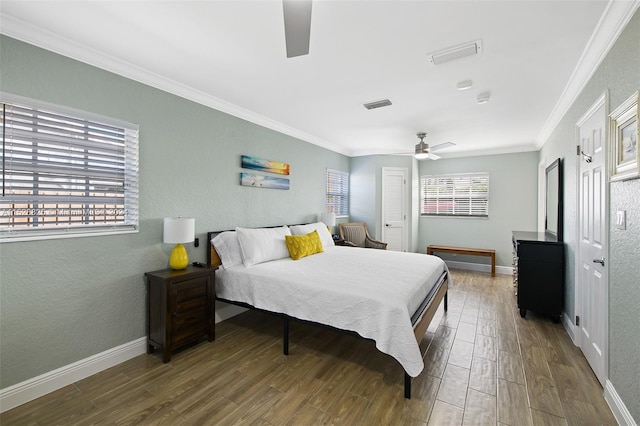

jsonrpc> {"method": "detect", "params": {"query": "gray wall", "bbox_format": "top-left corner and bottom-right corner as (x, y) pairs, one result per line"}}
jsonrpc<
(609, 179), (640, 422)
(417, 152), (539, 267)
(0, 35), (349, 388)
(539, 10), (639, 421)
(1, 10), (639, 420)
(349, 154), (417, 248)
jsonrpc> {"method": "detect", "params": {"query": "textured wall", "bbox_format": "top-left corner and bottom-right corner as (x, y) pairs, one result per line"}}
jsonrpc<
(349, 155), (415, 242)
(538, 9), (640, 422)
(0, 35), (349, 388)
(416, 152), (539, 267)
(609, 179), (640, 421)
(349, 151), (540, 265)
(539, 7), (640, 323)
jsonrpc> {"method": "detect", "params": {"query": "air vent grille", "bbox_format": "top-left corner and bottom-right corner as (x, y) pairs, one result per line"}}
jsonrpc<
(363, 99), (392, 110)
(428, 40), (482, 66)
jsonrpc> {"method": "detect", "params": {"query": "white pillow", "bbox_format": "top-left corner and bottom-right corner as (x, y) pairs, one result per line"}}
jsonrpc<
(236, 226), (292, 266)
(211, 231), (243, 269)
(290, 222), (335, 249)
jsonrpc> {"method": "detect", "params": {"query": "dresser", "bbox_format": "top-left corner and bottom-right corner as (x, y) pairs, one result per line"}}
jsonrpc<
(145, 265), (217, 362)
(512, 231), (564, 322)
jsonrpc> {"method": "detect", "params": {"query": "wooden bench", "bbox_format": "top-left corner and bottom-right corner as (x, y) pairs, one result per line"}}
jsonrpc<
(427, 245), (496, 277)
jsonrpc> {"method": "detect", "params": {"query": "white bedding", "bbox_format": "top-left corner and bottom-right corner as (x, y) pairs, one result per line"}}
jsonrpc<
(215, 245), (447, 377)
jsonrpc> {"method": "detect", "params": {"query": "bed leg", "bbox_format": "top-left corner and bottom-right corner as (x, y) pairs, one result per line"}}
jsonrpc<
(283, 315), (289, 356)
(404, 372), (412, 399)
(444, 291), (448, 312)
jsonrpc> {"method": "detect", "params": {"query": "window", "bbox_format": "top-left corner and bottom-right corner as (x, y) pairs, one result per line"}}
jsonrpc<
(420, 172), (489, 217)
(326, 169), (348, 217)
(1, 94), (139, 241)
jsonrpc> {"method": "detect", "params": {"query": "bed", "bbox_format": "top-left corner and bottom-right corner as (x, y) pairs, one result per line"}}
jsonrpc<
(207, 223), (448, 398)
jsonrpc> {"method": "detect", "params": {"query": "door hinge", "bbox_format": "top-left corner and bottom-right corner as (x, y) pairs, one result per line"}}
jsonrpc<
(576, 315), (580, 326)
(576, 145), (581, 155)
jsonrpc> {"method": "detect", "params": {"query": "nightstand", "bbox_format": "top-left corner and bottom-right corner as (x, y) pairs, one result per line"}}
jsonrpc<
(145, 265), (217, 362)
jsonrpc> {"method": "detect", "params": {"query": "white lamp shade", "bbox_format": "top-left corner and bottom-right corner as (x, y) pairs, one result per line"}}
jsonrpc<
(163, 217), (195, 244)
(320, 212), (336, 227)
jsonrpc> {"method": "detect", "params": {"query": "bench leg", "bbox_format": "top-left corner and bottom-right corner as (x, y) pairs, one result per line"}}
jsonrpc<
(491, 253), (496, 277)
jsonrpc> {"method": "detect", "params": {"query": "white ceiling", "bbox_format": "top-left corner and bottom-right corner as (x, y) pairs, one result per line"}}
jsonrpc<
(1, 1), (637, 158)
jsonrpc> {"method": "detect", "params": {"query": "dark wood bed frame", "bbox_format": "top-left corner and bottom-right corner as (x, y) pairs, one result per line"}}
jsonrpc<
(207, 229), (448, 399)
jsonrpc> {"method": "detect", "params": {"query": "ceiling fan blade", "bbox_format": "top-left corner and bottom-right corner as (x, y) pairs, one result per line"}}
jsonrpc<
(430, 142), (456, 152)
(428, 153), (441, 160)
(283, 0), (312, 58)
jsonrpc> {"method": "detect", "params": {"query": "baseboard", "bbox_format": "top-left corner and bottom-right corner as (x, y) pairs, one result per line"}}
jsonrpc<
(444, 260), (511, 276)
(0, 303), (248, 414)
(0, 337), (147, 413)
(605, 380), (638, 426)
(562, 311), (577, 344)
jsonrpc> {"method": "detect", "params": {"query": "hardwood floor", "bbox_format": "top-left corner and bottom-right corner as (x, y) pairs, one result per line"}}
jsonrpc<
(1, 270), (618, 425)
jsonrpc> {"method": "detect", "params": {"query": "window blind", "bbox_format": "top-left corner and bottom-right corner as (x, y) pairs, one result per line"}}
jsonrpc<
(420, 172), (489, 217)
(326, 168), (348, 217)
(1, 96), (139, 241)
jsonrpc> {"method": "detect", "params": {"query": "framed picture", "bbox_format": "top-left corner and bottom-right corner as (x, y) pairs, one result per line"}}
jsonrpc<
(240, 172), (290, 190)
(610, 91), (639, 181)
(241, 155), (290, 175)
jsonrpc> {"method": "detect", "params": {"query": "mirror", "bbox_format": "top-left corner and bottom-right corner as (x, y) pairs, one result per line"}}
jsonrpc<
(545, 158), (563, 241)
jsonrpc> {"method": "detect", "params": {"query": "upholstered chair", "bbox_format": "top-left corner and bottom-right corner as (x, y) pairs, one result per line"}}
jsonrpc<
(338, 222), (387, 250)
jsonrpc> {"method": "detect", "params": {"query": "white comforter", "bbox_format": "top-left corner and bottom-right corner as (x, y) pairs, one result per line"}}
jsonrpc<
(215, 245), (446, 377)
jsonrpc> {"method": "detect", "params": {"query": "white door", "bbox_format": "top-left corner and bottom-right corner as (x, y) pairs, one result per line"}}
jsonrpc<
(381, 167), (408, 251)
(576, 93), (608, 386)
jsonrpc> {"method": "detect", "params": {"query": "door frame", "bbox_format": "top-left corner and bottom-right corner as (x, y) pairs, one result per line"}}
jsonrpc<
(574, 91), (609, 383)
(381, 167), (408, 252)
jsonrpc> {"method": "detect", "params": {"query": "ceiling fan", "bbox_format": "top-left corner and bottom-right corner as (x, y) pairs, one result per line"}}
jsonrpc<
(413, 133), (455, 160)
(283, 0), (313, 58)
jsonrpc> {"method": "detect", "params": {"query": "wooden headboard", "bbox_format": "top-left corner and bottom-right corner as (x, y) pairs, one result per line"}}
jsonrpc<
(206, 230), (225, 268)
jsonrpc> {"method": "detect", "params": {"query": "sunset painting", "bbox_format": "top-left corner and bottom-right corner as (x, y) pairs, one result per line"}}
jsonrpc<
(241, 155), (290, 175)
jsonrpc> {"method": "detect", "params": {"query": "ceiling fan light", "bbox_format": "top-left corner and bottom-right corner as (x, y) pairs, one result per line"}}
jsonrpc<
(415, 140), (430, 159)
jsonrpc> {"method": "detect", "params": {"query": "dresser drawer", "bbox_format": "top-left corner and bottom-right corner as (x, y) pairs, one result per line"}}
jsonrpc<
(517, 242), (563, 263)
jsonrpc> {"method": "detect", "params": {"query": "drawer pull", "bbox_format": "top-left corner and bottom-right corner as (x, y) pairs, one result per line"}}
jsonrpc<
(592, 258), (605, 266)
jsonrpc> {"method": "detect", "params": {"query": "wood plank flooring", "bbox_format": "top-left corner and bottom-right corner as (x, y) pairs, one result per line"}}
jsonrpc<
(1, 270), (618, 425)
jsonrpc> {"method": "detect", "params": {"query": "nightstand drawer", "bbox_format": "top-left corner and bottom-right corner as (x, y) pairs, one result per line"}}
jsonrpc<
(173, 278), (208, 302)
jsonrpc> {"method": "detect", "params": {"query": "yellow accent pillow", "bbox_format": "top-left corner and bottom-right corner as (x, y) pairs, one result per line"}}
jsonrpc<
(285, 230), (324, 260)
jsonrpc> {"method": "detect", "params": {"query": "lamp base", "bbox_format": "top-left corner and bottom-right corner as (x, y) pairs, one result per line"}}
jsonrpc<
(169, 243), (189, 269)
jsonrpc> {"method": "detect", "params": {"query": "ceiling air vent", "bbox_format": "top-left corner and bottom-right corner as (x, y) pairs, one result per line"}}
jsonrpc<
(428, 40), (482, 66)
(363, 99), (392, 110)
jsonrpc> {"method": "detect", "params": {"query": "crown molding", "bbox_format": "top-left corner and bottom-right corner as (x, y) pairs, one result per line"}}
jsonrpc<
(0, 15), (349, 156)
(535, 0), (640, 148)
(3, 2), (637, 158)
(351, 143), (538, 159)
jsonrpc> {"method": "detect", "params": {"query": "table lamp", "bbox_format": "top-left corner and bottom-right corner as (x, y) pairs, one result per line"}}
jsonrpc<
(163, 217), (195, 269)
(321, 212), (336, 234)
